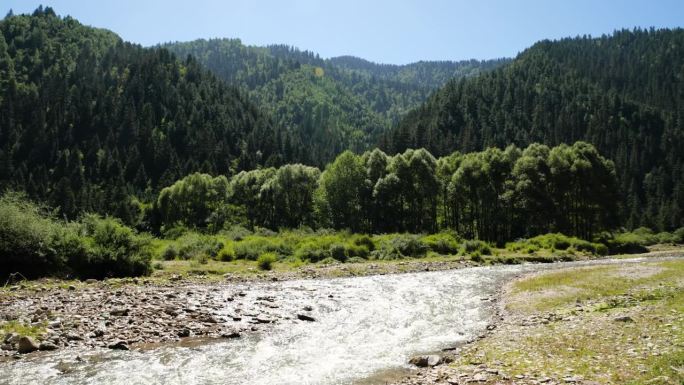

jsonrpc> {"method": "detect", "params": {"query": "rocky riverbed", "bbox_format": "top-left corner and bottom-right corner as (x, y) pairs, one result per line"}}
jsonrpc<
(0, 279), (323, 357)
(0, 252), (681, 385)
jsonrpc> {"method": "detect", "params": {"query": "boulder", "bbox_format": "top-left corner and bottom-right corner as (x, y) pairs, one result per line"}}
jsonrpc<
(614, 315), (634, 323)
(409, 354), (442, 367)
(108, 340), (129, 350)
(39, 342), (58, 351)
(17, 336), (39, 354)
(297, 314), (316, 322)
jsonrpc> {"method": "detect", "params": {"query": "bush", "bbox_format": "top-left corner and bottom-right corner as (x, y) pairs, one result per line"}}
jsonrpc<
(257, 252), (277, 270)
(217, 244), (235, 261)
(0, 192), (65, 278)
(462, 240), (491, 255)
(381, 234), (428, 258)
(234, 236), (289, 260)
(674, 228), (684, 244)
(353, 235), (376, 251)
(162, 245), (178, 260)
(75, 214), (152, 279)
(422, 233), (460, 254)
(329, 244), (347, 262)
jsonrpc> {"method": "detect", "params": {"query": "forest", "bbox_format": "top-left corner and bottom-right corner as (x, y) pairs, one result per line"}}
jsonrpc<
(1, 8), (683, 279)
(387, 28), (684, 231)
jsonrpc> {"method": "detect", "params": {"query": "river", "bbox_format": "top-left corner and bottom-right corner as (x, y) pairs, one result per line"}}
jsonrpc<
(0, 257), (666, 385)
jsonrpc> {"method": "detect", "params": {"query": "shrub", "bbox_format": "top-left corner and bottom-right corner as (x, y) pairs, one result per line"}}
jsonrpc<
(346, 256), (366, 263)
(221, 225), (252, 241)
(0, 192), (65, 278)
(234, 236), (289, 260)
(674, 228), (684, 244)
(422, 233), (460, 254)
(353, 235), (376, 251)
(257, 252), (277, 270)
(462, 240), (491, 255)
(385, 234), (428, 258)
(162, 245), (178, 260)
(217, 244), (235, 261)
(76, 214), (152, 279)
(293, 241), (331, 262)
(329, 244), (347, 262)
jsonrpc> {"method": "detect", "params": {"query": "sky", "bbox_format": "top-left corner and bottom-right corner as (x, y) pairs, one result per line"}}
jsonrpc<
(2, 0), (683, 64)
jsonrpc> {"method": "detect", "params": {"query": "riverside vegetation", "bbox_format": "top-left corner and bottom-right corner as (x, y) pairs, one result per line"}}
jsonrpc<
(4, 139), (684, 281)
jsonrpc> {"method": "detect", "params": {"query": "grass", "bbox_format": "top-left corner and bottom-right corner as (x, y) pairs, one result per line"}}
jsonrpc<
(452, 259), (684, 384)
(0, 320), (46, 340)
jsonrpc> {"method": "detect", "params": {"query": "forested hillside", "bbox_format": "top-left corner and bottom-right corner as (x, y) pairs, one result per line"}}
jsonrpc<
(388, 28), (684, 231)
(163, 39), (507, 164)
(0, 8), (297, 222)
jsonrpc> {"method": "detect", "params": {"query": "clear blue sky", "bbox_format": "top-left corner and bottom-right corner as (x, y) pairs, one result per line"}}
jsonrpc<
(3, 0), (683, 64)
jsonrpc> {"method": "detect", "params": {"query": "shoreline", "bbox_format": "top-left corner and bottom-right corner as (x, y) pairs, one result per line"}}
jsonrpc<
(0, 249), (681, 361)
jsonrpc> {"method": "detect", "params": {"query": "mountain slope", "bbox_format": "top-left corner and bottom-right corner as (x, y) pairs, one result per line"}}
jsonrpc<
(0, 8), (291, 222)
(389, 28), (684, 230)
(163, 39), (508, 165)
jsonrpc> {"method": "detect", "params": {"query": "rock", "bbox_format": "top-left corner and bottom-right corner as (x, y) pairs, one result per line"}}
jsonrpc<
(110, 308), (130, 317)
(169, 274), (182, 282)
(85, 279), (98, 284)
(67, 285), (76, 291)
(93, 327), (106, 338)
(614, 316), (634, 323)
(303, 305), (313, 311)
(39, 342), (58, 351)
(17, 336), (39, 354)
(471, 373), (488, 382)
(4, 332), (18, 344)
(108, 340), (129, 350)
(409, 354), (442, 367)
(297, 314), (316, 322)
(1, 343), (13, 351)
(48, 319), (62, 329)
(177, 329), (190, 338)
(164, 307), (180, 317)
(221, 331), (241, 339)
(254, 316), (273, 324)
(65, 332), (83, 341)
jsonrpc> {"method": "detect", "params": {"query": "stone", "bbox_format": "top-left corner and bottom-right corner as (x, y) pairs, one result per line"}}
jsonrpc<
(471, 373), (488, 382)
(169, 274), (182, 282)
(68, 285), (76, 291)
(17, 336), (39, 354)
(221, 331), (241, 339)
(108, 340), (129, 350)
(303, 305), (313, 312)
(614, 316), (634, 323)
(297, 314), (316, 322)
(177, 329), (190, 338)
(39, 342), (58, 351)
(409, 354), (442, 367)
(65, 332), (84, 341)
(110, 308), (130, 317)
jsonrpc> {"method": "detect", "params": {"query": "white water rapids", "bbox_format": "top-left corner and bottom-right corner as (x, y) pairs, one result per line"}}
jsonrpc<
(0, 258), (664, 385)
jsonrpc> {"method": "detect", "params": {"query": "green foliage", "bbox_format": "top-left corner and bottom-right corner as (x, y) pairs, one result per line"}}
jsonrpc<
(75, 215), (152, 279)
(163, 38), (506, 166)
(0, 192), (66, 278)
(156, 173), (230, 230)
(506, 234), (608, 256)
(391, 28), (684, 232)
(421, 232), (460, 254)
(461, 240), (492, 256)
(257, 252), (277, 271)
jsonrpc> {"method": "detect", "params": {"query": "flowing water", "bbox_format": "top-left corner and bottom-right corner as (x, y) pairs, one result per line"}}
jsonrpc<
(0, 258), (666, 385)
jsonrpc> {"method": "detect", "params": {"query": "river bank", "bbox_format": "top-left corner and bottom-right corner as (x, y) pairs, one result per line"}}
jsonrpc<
(390, 257), (684, 385)
(0, 249), (681, 359)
